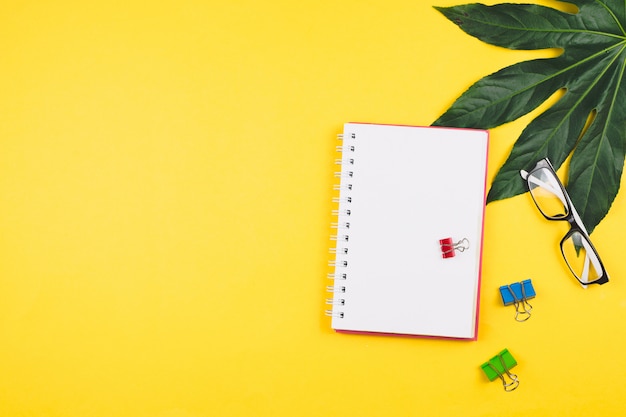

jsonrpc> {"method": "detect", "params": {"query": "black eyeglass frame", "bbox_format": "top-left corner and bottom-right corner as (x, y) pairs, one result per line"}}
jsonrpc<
(521, 158), (609, 286)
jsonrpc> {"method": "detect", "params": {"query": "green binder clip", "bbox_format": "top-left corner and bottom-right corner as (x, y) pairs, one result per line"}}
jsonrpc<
(480, 349), (519, 392)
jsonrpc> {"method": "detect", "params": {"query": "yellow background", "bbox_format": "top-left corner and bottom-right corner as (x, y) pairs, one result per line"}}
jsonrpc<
(1, 1), (624, 416)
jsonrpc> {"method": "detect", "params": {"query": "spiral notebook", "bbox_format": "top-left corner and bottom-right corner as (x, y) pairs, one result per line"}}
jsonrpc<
(327, 123), (489, 340)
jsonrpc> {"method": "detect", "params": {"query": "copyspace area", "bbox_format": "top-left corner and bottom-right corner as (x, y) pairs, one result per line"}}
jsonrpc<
(0, 1), (625, 416)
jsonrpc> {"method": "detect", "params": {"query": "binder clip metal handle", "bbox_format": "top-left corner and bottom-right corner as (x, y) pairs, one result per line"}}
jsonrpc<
(487, 359), (519, 392)
(499, 279), (535, 322)
(481, 349), (519, 392)
(439, 237), (469, 258)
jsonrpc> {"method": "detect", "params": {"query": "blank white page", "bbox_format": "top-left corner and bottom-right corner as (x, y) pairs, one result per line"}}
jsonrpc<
(329, 123), (489, 339)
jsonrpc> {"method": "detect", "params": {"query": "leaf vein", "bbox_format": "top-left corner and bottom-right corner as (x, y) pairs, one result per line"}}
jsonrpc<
(535, 44), (626, 161)
(452, 42), (625, 122)
(463, 13), (625, 41)
(594, 0), (626, 36)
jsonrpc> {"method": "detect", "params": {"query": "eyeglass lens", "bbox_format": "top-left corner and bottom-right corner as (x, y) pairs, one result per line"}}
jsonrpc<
(527, 167), (569, 219)
(561, 231), (603, 284)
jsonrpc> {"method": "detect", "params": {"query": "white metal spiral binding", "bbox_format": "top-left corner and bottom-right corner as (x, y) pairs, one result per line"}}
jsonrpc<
(333, 184), (353, 191)
(327, 130), (356, 321)
(326, 285), (346, 293)
(327, 272), (347, 280)
(325, 297), (345, 306)
(334, 171), (354, 178)
(329, 234), (349, 242)
(325, 310), (344, 318)
(331, 196), (352, 204)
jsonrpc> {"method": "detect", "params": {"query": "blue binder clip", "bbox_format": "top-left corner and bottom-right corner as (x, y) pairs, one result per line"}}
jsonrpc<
(499, 279), (535, 322)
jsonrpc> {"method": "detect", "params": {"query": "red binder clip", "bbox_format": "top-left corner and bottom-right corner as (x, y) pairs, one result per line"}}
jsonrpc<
(439, 237), (470, 258)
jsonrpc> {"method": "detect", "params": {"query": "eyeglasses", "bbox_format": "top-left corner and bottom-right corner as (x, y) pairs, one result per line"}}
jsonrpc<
(520, 158), (609, 286)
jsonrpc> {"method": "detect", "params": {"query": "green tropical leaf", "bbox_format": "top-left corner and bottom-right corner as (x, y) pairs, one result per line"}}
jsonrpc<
(432, 1), (626, 234)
